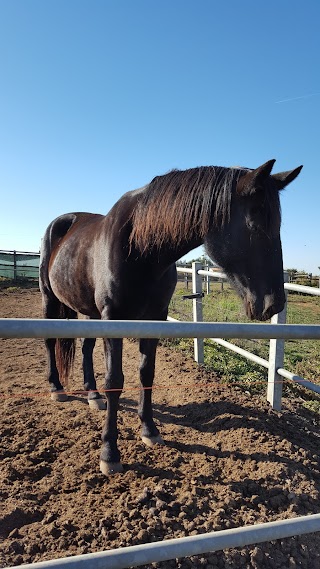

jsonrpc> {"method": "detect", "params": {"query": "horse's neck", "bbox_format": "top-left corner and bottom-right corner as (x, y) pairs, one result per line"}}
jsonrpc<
(139, 236), (205, 271)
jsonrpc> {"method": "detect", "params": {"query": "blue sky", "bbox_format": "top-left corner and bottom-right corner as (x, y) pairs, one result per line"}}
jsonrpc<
(0, 0), (319, 274)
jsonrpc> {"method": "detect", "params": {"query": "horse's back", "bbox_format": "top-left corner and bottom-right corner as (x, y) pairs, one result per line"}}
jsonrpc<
(39, 201), (177, 320)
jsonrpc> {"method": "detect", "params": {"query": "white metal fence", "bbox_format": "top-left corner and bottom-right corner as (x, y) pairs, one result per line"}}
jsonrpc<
(1, 271), (320, 568)
(171, 263), (320, 411)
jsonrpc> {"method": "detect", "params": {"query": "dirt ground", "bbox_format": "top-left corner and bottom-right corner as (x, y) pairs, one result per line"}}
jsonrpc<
(0, 288), (320, 569)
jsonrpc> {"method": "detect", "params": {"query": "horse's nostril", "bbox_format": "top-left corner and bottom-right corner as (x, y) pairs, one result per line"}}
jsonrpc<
(262, 300), (285, 320)
(244, 299), (261, 321)
(263, 295), (275, 313)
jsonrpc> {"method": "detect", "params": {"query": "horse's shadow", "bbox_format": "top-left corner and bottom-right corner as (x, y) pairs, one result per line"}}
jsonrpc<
(119, 394), (320, 488)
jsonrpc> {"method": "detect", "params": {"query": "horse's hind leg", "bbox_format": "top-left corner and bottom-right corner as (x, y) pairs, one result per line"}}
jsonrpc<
(42, 295), (68, 402)
(81, 333), (106, 410)
(138, 338), (164, 448)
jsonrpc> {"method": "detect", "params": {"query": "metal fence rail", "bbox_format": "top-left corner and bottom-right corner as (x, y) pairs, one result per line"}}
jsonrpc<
(1, 318), (320, 340)
(7, 514), (320, 569)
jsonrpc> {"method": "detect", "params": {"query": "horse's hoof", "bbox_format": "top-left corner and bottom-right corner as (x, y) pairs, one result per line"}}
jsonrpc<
(50, 391), (68, 402)
(141, 434), (165, 448)
(100, 460), (123, 475)
(88, 398), (106, 410)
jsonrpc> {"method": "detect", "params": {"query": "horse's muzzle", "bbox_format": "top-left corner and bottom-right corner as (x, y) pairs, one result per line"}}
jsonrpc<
(245, 293), (285, 321)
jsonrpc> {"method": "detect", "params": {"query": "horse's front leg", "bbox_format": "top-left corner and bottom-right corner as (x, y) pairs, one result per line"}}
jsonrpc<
(81, 336), (106, 410)
(100, 338), (124, 475)
(138, 338), (164, 447)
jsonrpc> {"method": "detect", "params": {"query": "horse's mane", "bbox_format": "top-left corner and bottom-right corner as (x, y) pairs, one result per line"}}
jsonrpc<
(129, 166), (247, 252)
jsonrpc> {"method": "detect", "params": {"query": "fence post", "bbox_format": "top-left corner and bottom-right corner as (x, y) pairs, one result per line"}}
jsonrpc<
(267, 272), (289, 410)
(192, 262), (204, 363)
(13, 250), (17, 281)
(205, 265), (210, 294)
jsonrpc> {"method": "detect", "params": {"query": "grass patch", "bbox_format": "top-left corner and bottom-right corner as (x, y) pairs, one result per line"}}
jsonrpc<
(303, 399), (320, 414)
(3, 286), (20, 293)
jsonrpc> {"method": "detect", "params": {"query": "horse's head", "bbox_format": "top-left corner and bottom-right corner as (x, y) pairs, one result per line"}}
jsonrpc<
(205, 159), (303, 321)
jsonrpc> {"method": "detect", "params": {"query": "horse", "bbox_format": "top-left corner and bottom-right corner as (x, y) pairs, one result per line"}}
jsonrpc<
(39, 159), (302, 475)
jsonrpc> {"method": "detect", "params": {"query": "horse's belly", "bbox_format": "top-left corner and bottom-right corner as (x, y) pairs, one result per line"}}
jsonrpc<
(51, 280), (99, 317)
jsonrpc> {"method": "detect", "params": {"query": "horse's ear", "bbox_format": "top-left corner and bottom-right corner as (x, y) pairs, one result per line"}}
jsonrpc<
(271, 165), (303, 190)
(237, 159), (276, 195)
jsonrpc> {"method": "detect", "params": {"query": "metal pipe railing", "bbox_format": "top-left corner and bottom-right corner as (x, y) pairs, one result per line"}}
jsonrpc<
(277, 368), (320, 395)
(178, 267), (320, 296)
(1, 319), (320, 340)
(284, 282), (320, 296)
(210, 337), (269, 368)
(9, 514), (320, 569)
(197, 269), (226, 280)
(174, 265), (320, 409)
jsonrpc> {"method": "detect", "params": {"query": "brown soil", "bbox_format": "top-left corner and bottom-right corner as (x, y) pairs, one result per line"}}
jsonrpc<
(0, 288), (320, 568)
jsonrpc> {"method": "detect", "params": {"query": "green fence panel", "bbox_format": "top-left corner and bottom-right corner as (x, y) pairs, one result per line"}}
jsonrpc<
(0, 250), (40, 280)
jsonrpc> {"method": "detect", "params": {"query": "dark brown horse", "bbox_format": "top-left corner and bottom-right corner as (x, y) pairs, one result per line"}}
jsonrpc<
(40, 159), (302, 474)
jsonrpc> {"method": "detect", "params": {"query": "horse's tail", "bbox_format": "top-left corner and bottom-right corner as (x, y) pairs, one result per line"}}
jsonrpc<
(40, 213), (80, 387)
(55, 304), (77, 387)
